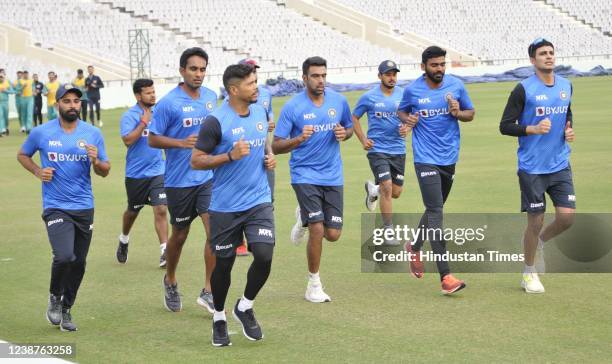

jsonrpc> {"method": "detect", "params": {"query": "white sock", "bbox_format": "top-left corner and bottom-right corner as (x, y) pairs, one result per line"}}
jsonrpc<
(308, 271), (320, 284)
(537, 237), (545, 250)
(119, 234), (129, 244)
(524, 264), (537, 274)
(160, 242), (167, 253)
(237, 296), (254, 312)
(213, 310), (226, 322)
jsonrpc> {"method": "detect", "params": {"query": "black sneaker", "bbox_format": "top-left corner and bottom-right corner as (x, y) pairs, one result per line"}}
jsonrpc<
(196, 289), (214, 314)
(212, 320), (231, 347)
(116, 242), (128, 264)
(159, 248), (167, 268)
(232, 299), (263, 341)
(60, 309), (77, 332)
(46, 294), (62, 326)
(162, 275), (182, 312)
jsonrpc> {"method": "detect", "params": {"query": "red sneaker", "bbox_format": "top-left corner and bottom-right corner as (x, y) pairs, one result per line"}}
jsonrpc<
(441, 274), (466, 295)
(404, 242), (424, 279)
(236, 241), (249, 256)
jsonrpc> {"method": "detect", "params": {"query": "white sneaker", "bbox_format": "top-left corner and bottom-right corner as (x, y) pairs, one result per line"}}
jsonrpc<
(305, 281), (331, 303)
(521, 272), (545, 293)
(535, 246), (546, 274)
(364, 181), (378, 212)
(290, 206), (308, 245)
(98, 120), (104, 127)
(20, 127), (25, 133)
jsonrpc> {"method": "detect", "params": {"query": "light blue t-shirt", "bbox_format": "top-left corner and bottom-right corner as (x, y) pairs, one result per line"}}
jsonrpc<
(275, 89), (352, 186)
(120, 104), (164, 179)
(195, 102), (271, 212)
(149, 84), (217, 187)
(399, 74), (474, 165)
(21, 119), (108, 210)
(353, 85), (405, 155)
(517, 74), (572, 174)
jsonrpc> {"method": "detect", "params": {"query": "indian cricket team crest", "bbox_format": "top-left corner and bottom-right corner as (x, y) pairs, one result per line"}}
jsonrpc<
(77, 139), (87, 149)
(256, 121), (265, 132)
(206, 101), (214, 111)
(445, 92), (454, 101)
(560, 90), (568, 100)
(387, 61), (395, 68)
(328, 108), (337, 119)
(65, 84), (74, 90)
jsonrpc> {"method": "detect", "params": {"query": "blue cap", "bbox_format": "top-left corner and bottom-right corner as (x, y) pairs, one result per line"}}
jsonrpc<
(378, 60), (400, 74)
(55, 83), (83, 102)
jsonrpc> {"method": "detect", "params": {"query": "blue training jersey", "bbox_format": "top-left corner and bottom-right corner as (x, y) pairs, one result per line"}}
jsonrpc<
(516, 74), (572, 174)
(120, 104), (164, 179)
(21, 119), (109, 210)
(353, 85), (405, 155)
(149, 84), (217, 188)
(274, 89), (352, 186)
(195, 102), (271, 212)
(399, 74), (473, 165)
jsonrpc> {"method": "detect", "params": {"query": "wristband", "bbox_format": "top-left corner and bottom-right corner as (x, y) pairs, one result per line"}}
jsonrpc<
(227, 151), (233, 162)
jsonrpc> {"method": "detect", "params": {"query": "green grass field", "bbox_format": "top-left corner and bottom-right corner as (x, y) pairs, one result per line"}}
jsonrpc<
(1, 76), (611, 363)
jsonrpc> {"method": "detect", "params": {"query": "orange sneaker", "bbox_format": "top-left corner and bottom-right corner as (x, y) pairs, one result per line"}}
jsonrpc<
(404, 242), (424, 279)
(236, 241), (249, 256)
(441, 274), (466, 295)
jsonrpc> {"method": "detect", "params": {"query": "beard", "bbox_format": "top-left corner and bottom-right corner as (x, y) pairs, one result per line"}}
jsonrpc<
(59, 108), (79, 122)
(425, 69), (444, 84)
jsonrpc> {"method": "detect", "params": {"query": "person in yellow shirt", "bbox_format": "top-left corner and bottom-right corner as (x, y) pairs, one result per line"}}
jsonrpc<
(43, 71), (60, 121)
(73, 69), (88, 122)
(18, 70), (35, 133)
(13, 71), (23, 131)
(0, 72), (15, 135)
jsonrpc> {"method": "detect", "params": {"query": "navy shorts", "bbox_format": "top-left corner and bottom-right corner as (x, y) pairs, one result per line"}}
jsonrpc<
(42, 208), (94, 263)
(166, 180), (212, 228)
(518, 166), (576, 213)
(292, 184), (343, 229)
(125, 174), (167, 212)
(210, 203), (275, 258)
(367, 152), (406, 186)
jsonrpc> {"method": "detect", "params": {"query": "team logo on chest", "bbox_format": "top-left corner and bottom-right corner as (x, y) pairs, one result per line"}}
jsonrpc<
(328, 108), (337, 119)
(77, 139), (87, 149)
(256, 122), (265, 132)
(206, 101), (214, 111)
(560, 90), (568, 100)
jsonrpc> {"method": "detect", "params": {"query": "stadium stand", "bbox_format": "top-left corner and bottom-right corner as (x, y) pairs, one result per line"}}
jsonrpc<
(334, 0), (612, 59)
(545, 0), (612, 34)
(1, 0), (611, 81)
(100, 0), (418, 70)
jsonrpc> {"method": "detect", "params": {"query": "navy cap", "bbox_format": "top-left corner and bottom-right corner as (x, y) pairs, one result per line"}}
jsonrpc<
(378, 60), (400, 74)
(239, 58), (260, 68)
(55, 83), (83, 102)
